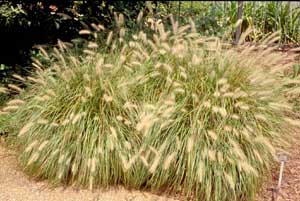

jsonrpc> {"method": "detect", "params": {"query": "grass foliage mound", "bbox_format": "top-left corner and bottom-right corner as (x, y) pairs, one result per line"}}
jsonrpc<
(0, 17), (298, 201)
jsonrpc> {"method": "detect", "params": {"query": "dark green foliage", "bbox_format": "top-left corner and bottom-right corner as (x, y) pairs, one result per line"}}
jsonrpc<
(0, 0), (146, 85)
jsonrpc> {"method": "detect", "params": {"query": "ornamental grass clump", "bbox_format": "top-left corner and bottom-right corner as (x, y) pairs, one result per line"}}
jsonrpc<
(1, 15), (299, 201)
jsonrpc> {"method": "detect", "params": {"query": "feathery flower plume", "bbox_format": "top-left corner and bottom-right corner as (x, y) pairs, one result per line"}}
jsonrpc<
(12, 74), (26, 82)
(253, 150), (263, 164)
(50, 149), (59, 157)
(202, 101), (211, 108)
(106, 31), (113, 46)
(124, 141), (131, 150)
(2, 105), (19, 112)
(120, 153), (138, 171)
(229, 139), (246, 160)
(163, 152), (177, 170)
(107, 137), (115, 151)
(37, 46), (49, 58)
(95, 58), (103, 76)
(180, 71), (187, 80)
(79, 29), (92, 35)
(240, 105), (250, 111)
(213, 91), (221, 97)
(219, 107), (227, 118)
(212, 106), (219, 114)
(224, 172), (235, 190)
(217, 152), (223, 163)
(175, 136), (181, 150)
(88, 42), (98, 49)
(91, 157), (96, 173)
(103, 94), (113, 103)
(87, 158), (91, 169)
(50, 122), (59, 127)
(103, 64), (113, 68)
(25, 140), (38, 153)
(220, 85), (230, 93)
(254, 114), (267, 121)
(187, 135), (195, 153)
(83, 74), (91, 82)
(197, 160), (205, 182)
(58, 154), (65, 164)
(18, 122), (34, 137)
(269, 102), (292, 111)
(46, 89), (56, 97)
(0, 87), (7, 94)
(178, 24), (191, 35)
(223, 92), (234, 97)
(208, 149), (216, 161)
(123, 102), (138, 110)
(27, 152), (40, 166)
(231, 114), (240, 120)
(72, 113), (82, 124)
(124, 119), (132, 126)
(208, 130), (217, 141)
(65, 157), (71, 166)
(192, 93), (199, 103)
(174, 88), (185, 94)
(284, 118), (300, 127)
(239, 161), (258, 177)
(84, 86), (93, 97)
(97, 146), (103, 154)
(61, 119), (70, 126)
(58, 171), (64, 179)
(37, 119), (48, 125)
(116, 115), (123, 121)
(161, 106), (174, 118)
(8, 84), (22, 92)
(217, 78), (228, 85)
(38, 140), (49, 151)
(224, 125), (233, 132)
(139, 155), (149, 167)
(136, 10), (143, 24)
(27, 76), (46, 86)
(83, 49), (95, 56)
(119, 28), (126, 39)
(71, 163), (77, 174)
(149, 156), (161, 174)
(89, 176), (94, 190)
(91, 23), (101, 31)
(110, 127), (117, 139)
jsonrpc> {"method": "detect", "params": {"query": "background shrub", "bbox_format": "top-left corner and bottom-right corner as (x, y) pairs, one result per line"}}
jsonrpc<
(0, 0), (146, 87)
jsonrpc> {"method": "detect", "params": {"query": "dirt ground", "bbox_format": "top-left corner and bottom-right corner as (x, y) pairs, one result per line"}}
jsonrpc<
(0, 140), (179, 201)
(0, 128), (299, 201)
(255, 128), (300, 201)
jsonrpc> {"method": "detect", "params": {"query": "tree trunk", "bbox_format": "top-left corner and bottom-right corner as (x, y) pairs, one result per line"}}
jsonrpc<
(235, 1), (244, 45)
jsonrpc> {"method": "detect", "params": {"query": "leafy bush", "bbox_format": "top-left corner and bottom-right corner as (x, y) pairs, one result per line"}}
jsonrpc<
(0, 1), (147, 87)
(0, 2), (27, 26)
(0, 18), (298, 201)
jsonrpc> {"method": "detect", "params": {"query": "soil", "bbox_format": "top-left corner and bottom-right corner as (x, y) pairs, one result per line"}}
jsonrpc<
(255, 128), (300, 201)
(0, 139), (179, 201)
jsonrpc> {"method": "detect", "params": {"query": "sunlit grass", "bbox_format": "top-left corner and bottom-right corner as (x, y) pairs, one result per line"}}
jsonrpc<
(0, 15), (299, 201)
